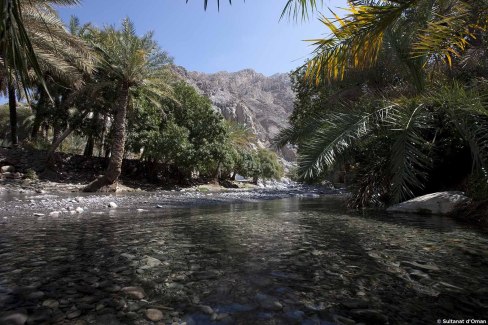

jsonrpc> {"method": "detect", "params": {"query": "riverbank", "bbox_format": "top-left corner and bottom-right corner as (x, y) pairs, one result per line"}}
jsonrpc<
(0, 183), (345, 219)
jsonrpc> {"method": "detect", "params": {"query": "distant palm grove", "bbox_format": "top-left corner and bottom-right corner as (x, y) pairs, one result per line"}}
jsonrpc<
(1, 0), (487, 205)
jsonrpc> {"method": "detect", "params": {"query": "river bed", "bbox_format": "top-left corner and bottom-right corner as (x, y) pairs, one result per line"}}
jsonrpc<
(0, 195), (487, 325)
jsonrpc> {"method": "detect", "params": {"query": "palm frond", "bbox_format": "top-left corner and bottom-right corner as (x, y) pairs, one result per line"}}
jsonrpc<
(436, 84), (488, 178)
(281, 0), (322, 21)
(412, 1), (487, 66)
(187, 0), (232, 10)
(298, 105), (395, 179)
(305, 1), (412, 83)
(387, 103), (433, 203)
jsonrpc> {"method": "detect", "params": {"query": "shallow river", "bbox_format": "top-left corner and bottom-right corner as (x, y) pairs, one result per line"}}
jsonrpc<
(0, 197), (487, 325)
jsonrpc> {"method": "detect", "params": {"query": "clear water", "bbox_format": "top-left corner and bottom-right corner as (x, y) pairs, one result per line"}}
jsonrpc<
(0, 197), (487, 325)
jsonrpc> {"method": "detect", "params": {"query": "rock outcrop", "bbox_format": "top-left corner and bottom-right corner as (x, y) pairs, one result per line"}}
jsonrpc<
(175, 67), (296, 161)
(387, 191), (471, 215)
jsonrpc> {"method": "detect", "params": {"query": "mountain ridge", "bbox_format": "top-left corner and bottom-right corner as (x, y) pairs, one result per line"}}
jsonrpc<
(175, 66), (296, 161)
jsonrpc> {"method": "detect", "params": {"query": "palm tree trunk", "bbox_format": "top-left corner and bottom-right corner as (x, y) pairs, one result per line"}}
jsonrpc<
(83, 135), (94, 157)
(51, 125), (63, 145)
(31, 88), (47, 140)
(45, 110), (89, 167)
(84, 82), (129, 192)
(99, 115), (109, 157)
(8, 82), (19, 147)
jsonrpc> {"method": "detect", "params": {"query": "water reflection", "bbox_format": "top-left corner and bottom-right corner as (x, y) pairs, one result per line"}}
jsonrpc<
(0, 197), (487, 325)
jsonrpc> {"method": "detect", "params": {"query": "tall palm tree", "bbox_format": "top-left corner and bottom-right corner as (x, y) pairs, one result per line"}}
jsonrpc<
(0, 0), (92, 146)
(83, 18), (173, 192)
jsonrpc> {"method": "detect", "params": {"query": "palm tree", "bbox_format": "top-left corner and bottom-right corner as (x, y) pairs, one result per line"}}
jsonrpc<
(284, 0), (487, 84)
(83, 18), (174, 192)
(0, 0), (92, 146)
(273, 0), (488, 206)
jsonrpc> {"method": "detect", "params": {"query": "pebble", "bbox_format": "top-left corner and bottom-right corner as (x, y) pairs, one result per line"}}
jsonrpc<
(27, 291), (45, 300)
(255, 293), (283, 311)
(42, 299), (60, 308)
(0, 312), (28, 325)
(120, 253), (136, 260)
(333, 315), (356, 325)
(66, 309), (82, 319)
(75, 207), (84, 213)
(49, 211), (61, 217)
(121, 286), (145, 300)
(400, 261), (440, 272)
(145, 309), (164, 321)
(350, 309), (388, 324)
(199, 305), (214, 315)
(141, 255), (162, 268)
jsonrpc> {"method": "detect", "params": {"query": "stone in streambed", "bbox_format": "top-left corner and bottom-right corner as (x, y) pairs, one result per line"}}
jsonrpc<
(121, 287), (145, 300)
(141, 255), (161, 268)
(400, 261), (440, 272)
(145, 309), (163, 321)
(0, 312), (28, 325)
(350, 309), (388, 325)
(255, 293), (283, 311)
(42, 299), (59, 308)
(75, 207), (84, 214)
(333, 315), (356, 325)
(66, 309), (81, 319)
(199, 305), (214, 315)
(26, 291), (44, 300)
(108, 202), (118, 208)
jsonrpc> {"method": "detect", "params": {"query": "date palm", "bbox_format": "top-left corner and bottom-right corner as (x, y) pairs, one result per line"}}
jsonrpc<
(0, 0), (93, 146)
(284, 0), (488, 84)
(83, 18), (173, 192)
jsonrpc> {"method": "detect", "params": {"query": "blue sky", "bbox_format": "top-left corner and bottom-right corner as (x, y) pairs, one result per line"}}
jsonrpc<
(57, 0), (347, 76)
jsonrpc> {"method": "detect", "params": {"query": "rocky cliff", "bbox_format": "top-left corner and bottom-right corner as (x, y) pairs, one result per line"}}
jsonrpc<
(175, 67), (296, 160)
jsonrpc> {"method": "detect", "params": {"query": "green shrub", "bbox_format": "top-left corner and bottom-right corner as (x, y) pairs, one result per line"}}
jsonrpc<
(24, 169), (39, 180)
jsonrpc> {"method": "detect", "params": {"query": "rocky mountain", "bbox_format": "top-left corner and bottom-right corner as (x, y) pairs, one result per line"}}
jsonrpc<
(175, 67), (296, 161)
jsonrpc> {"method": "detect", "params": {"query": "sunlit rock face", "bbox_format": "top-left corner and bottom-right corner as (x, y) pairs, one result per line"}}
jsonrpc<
(175, 67), (296, 161)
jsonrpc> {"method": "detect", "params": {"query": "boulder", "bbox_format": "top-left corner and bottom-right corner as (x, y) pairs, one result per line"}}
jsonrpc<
(387, 191), (470, 215)
(1, 165), (15, 173)
(108, 202), (118, 208)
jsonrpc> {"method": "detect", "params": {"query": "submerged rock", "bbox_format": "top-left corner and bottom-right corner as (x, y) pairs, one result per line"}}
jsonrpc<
(387, 191), (470, 215)
(49, 211), (61, 217)
(121, 287), (145, 300)
(0, 312), (28, 325)
(350, 309), (388, 324)
(141, 255), (162, 268)
(255, 293), (283, 311)
(42, 299), (59, 308)
(145, 309), (163, 321)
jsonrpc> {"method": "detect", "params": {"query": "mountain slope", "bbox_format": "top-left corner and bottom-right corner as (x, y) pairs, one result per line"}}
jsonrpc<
(175, 67), (296, 160)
